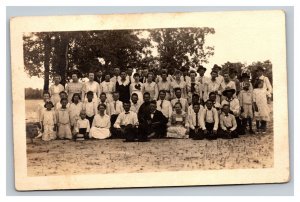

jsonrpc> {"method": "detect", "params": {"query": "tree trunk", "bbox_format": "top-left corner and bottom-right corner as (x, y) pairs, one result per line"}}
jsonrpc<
(43, 34), (51, 92)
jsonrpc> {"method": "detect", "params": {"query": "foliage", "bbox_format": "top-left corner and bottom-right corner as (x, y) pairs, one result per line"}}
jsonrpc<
(149, 27), (215, 71)
(25, 88), (43, 99)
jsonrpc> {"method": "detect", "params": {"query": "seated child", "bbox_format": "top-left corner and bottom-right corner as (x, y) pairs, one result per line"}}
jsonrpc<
(219, 104), (238, 139)
(74, 110), (90, 141)
(40, 101), (57, 141)
(200, 99), (219, 140)
(56, 98), (72, 140)
(89, 104), (111, 139)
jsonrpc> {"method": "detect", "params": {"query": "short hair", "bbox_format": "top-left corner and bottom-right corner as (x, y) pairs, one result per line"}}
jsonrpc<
(71, 93), (81, 103)
(131, 93), (138, 97)
(174, 87), (182, 92)
(98, 103), (106, 110)
(123, 101), (131, 105)
(193, 102), (201, 107)
(80, 110), (86, 115)
(159, 90), (166, 94)
(113, 91), (119, 95)
(161, 70), (168, 75)
(60, 98), (68, 103)
(192, 93), (200, 98)
(43, 91), (51, 97)
(211, 70), (218, 75)
(147, 72), (154, 77)
(174, 102), (182, 108)
(143, 92), (150, 97)
(190, 70), (196, 75)
(100, 92), (107, 97)
(59, 91), (67, 96)
(150, 100), (157, 105)
(205, 99), (213, 104)
(133, 73), (140, 77)
(222, 104), (230, 109)
(86, 91), (94, 96)
(209, 92), (216, 97)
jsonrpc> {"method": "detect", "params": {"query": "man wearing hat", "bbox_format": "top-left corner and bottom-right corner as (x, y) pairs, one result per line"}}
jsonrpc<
(221, 88), (244, 135)
(240, 73), (253, 91)
(256, 66), (273, 100)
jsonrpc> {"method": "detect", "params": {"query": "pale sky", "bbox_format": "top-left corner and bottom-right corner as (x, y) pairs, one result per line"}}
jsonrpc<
(24, 22), (275, 89)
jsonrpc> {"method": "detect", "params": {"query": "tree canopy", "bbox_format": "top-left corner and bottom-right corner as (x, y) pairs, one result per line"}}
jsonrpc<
(23, 28), (215, 91)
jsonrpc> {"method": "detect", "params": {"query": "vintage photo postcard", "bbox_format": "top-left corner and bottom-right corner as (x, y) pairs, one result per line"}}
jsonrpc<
(10, 10), (289, 191)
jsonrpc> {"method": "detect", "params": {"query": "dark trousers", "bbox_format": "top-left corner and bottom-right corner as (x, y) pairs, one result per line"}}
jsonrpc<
(86, 115), (94, 130)
(220, 127), (238, 139)
(190, 127), (204, 140)
(112, 125), (138, 141)
(256, 120), (267, 131)
(242, 118), (253, 131)
(140, 122), (167, 139)
(110, 114), (119, 138)
(235, 116), (245, 135)
(205, 122), (218, 140)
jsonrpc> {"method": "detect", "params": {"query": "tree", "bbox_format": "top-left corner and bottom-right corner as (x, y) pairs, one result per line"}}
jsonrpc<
(149, 27), (215, 71)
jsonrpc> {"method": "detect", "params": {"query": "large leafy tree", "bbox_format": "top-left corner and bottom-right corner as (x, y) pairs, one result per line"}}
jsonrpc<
(149, 27), (215, 71)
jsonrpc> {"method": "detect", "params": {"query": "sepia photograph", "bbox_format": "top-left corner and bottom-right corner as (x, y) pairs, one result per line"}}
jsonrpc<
(10, 10), (289, 190)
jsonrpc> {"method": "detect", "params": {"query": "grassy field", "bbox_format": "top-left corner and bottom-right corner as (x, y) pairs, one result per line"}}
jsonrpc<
(25, 99), (273, 176)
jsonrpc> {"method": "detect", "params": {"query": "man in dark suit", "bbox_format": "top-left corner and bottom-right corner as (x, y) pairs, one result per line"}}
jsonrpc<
(139, 100), (168, 140)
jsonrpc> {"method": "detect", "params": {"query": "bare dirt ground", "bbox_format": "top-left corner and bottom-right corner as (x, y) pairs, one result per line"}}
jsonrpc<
(25, 99), (273, 176)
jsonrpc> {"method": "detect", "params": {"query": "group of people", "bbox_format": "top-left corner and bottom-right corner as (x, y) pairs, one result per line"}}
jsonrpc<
(36, 64), (273, 142)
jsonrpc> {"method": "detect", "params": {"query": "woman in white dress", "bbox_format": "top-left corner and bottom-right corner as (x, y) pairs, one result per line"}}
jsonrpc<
(89, 103), (111, 139)
(166, 102), (189, 139)
(65, 72), (83, 103)
(253, 79), (270, 133)
(170, 70), (187, 99)
(49, 75), (65, 106)
(130, 73), (143, 101)
(142, 72), (158, 100)
(100, 73), (115, 102)
(82, 72), (100, 104)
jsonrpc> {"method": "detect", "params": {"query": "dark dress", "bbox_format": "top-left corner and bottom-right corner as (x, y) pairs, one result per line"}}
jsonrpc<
(116, 80), (131, 103)
(140, 110), (168, 139)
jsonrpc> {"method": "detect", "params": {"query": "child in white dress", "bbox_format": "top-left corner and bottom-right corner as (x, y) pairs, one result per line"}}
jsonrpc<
(69, 93), (83, 133)
(56, 98), (72, 139)
(253, 79), (270, 133)
(40, 101), (57, 141)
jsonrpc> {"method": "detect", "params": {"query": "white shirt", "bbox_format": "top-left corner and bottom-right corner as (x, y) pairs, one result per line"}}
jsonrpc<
(200, 108), (219, 130)
(188, 110), (202, 130)
(188, 104), (204, 116)
(108, 100), (124, 115)
(220, 113), (237, 131)
(130, 101), (142, 113)
(100, 81), (115, 94)
(221, 80), (236, 91)
(75, 118), (90, 133)
(157, 99), (173, 118)
(114, 111), (139, 128)
(221, 98), (240, 116)
(82, 101), (97, 117)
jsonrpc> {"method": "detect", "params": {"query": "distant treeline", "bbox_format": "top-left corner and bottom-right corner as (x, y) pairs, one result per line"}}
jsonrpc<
(25, 88), (43, 99)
